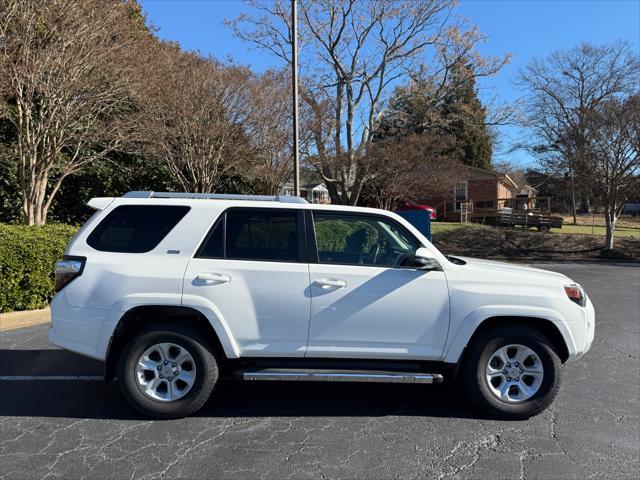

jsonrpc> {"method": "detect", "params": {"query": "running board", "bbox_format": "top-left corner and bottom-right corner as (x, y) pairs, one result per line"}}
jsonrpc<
(241, 368), (444, 384)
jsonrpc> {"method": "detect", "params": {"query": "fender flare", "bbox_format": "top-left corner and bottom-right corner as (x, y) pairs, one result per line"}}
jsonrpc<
(442, 305), (578, 364)
(181, 294), (241, 359)
(98, 294), (240, 361)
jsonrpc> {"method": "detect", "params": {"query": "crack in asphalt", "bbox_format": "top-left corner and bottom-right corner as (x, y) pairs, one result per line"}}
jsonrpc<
(0, 263), (638, 479)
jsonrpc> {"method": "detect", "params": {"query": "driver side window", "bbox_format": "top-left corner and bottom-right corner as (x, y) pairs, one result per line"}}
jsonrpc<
(312, 212), (421, 267)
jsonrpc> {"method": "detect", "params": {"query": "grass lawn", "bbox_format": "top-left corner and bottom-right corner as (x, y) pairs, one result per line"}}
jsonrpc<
(430, 222), (487, 235)
(431, 214), (640, 238)
(554, 214), (640, 238)
(553, 224), (639, 238)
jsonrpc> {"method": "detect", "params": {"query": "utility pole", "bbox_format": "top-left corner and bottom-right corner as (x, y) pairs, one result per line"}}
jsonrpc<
(291, 0), (300, 197)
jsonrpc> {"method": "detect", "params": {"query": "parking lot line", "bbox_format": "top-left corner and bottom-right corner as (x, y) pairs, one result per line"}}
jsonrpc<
(0, 375), (102, 381)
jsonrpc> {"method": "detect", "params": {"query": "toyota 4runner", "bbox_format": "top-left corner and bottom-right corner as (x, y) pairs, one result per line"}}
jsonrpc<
(50, 191), (595, 419)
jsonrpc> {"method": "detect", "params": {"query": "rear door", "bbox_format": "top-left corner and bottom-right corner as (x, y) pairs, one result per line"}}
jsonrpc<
(182, 207), (311, 357)
(306, 211), (450, 360)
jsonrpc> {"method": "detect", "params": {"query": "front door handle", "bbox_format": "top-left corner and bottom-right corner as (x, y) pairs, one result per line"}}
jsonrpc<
(315, 278), (347, 289)
(195, 272), (231, 285)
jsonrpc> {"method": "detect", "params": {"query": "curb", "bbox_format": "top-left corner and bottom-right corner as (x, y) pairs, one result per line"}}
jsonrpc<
(474, 257), (640, 265)
(0, 307), (51, 332)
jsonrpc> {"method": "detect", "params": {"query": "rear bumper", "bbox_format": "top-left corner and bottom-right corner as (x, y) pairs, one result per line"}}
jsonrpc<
(48, 292), (108, 361)
(48, 327), (103, 360)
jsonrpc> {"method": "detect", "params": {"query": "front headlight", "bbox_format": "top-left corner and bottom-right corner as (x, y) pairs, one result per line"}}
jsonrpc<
(564, 284), (586, 307)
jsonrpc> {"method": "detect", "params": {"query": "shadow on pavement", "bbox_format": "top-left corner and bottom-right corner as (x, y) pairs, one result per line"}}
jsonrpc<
(0, 349), (104, 376)
(0, 349), (486, 421)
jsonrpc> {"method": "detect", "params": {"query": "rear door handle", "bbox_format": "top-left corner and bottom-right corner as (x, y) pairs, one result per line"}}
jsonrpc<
(315, 278), (347, 289)
(195, 272), (231, 285)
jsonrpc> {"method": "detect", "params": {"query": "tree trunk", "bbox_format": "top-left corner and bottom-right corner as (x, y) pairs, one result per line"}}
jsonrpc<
(22, 177), (49, 225)
(326, 184), (341, 204)
(569, 170), (577, 225)
(579, 193), (590, 213)
(604, 207), (615, 250)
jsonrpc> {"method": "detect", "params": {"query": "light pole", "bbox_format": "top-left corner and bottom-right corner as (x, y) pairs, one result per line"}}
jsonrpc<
(291, 0), (300, 197)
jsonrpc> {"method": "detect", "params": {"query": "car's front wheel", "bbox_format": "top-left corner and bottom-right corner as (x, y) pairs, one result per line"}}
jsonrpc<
(465, 326), (561, 420)
(117, 323), (219, 419)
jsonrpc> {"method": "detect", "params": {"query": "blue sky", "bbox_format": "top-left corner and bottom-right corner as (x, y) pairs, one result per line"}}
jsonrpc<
(140, 0), (640, 167)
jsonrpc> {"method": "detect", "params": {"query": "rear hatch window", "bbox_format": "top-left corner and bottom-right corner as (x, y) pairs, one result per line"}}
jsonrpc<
(87, 205), (190, 253)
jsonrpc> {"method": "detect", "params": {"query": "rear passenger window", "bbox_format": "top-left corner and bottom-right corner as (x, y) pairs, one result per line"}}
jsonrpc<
(87, 205), (189, 253)
(226, 210), (300, 262)
(197, 217), (224, 258)
(197, 209), (302, 262)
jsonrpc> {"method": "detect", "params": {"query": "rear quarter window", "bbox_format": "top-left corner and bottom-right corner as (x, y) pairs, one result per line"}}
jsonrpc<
(86, 205), (190, 253)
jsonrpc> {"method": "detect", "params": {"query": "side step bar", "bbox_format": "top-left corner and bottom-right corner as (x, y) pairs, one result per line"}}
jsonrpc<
(242, 368), (444, 384)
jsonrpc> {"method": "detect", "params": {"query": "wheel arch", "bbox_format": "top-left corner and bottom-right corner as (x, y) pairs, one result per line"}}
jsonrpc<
(446, 315), (572, 377)
(469, 316), (569, 362)
(104, 305), (232, 382)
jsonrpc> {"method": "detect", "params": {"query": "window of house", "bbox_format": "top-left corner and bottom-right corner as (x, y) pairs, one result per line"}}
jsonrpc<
(454, 182), (468, 201)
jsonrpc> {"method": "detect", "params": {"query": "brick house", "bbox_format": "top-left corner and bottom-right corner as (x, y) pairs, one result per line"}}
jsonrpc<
(427, 167), (518, 221)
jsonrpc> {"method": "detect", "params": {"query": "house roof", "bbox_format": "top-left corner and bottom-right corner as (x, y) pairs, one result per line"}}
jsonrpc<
(282, 182), (328, 191)
(467, 166), (518, 189)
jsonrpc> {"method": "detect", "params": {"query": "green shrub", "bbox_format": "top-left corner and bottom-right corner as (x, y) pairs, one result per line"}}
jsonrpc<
(0, 223), (78, 313)
(315, 218), (378, 254)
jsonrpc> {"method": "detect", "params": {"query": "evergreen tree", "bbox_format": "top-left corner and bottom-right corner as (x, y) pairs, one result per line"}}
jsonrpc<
(379, 62), (493, 170)
(439, 63), (493, 169)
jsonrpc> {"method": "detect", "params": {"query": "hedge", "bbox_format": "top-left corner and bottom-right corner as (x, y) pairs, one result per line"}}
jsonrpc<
(0, 223), (78, 313)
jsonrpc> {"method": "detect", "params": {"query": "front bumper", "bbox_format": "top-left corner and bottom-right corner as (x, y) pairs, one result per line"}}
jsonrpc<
(568, 297), (595, 361)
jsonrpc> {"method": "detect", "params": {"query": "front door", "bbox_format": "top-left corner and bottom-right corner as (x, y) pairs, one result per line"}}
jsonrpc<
(306, 211), (450, 360)
(183, 207), (310, 357)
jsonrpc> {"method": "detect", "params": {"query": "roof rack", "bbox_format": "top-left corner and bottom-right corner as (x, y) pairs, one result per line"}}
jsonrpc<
(122, 191), (308, 204)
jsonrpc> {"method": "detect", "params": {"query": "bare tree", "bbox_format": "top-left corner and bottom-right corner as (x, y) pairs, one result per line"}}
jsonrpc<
(517, 41), (640, 224)
(246, 69), (294, 195)
(583, 95), (639, 249)
(365, 133), (464, 210)
(137, 46), (254, 193)
(229, 0), (508, 205)
(0, 0), (140, 225)
(492, 159), (527, 190)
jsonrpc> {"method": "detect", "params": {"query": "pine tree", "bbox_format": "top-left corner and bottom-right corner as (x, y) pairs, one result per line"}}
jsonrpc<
(379, 62), (493, 170)
(439, 63), (492, 169)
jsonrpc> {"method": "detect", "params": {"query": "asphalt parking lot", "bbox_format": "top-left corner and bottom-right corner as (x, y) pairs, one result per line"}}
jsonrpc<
(0, 263), (638, 479)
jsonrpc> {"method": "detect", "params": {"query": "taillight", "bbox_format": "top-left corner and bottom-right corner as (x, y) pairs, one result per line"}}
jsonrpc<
(564, 284), (586, 307)
(54, 256), (86, 292)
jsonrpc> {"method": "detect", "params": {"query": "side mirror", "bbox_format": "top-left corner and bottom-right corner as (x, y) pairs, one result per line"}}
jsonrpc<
(413, 247), (439, 270)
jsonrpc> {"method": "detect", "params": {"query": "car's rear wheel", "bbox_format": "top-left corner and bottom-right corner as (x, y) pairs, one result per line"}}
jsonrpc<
(465, 326), (561, 420)
(117, 323), (219, 419)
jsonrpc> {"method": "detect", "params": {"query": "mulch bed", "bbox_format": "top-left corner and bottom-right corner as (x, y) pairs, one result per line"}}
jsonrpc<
(432, 226), (640, 262)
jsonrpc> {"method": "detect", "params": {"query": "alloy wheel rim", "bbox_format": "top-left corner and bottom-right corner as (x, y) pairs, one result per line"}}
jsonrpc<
(485, 344), (544, 403)
(135, 342), (197, 402)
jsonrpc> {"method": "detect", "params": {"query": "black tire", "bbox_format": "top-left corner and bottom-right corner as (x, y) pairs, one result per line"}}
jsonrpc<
(464, 326), (561, 420)
(538, 224), (551, 233)
(116, 323), (219, 419)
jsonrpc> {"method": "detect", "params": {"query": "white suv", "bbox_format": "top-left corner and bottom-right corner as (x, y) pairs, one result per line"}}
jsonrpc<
(50, 192), (595, 419)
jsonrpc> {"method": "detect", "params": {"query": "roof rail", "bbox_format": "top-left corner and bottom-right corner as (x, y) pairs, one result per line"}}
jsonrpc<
(122, 191), (308, 204)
